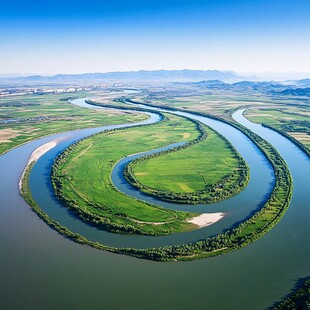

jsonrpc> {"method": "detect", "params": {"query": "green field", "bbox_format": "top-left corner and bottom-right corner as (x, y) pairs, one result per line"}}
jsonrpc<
(9, 87), (295, 259)
(128, 125), (248, 203)
(133, 89), (310, 149)
(52, 113), (246, 235)
(133, 89), (310, 155)
(23, 103), (293, 260)
(0, 92), (147, 154)
(245, 107), (310, 153)
(133, 93), (290, 119)
(52, 114), (200, 235)
(133, 127), (243, 192)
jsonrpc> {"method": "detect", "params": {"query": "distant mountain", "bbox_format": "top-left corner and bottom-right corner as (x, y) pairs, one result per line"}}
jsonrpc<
(189, 80), (227, 87)
(173, 79), (227, 89)
(231, 81), (286, 92)
(178, 80), (287, 93)
(272, 87), (310, 97)
(0, 70), (242, 85)
(295, 79), (310, 87)
(177, 79), (310, 97)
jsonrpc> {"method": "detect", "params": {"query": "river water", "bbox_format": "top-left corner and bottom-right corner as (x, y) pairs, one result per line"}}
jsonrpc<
(0, 99), (309, 309)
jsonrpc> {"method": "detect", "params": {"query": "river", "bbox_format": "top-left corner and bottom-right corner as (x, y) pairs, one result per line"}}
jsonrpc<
(0, 98), (309, 309)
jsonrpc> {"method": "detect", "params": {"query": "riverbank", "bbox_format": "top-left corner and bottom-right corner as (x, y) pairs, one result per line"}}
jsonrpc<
(28, 141), (57, 164)
(51, 113), (203, 236)
(0, 93), (148, 156)
(51, 109), (249, 234)
(124, 120), (249, 204)
(81, 100), (293, 261)
(19, 99), (292, 262)
(19, 140), (59, 191)
(3, 94), (308, 310)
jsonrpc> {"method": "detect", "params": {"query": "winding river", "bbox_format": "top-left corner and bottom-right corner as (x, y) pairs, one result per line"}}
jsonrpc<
(0, 98), (309, 309)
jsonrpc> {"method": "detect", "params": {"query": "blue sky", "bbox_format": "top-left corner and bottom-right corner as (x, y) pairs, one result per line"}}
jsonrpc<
(1, 0), (309, 75)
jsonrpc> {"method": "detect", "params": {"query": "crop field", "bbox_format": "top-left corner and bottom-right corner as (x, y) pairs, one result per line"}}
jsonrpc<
(0, 92), (147, 154)
(245, 106), (310, 152)
(132, 89), (310, 154)
(134, 93), (290, 117)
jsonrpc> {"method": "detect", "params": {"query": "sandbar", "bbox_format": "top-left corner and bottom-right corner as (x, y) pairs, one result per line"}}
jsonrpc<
(187, 212), (225, 228)
(19, 140), (58, 191)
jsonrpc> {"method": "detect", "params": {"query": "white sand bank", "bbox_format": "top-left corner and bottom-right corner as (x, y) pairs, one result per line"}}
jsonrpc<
(19, 140), (58, 191)
(28, 141), (57, 165)
(187, 212), (225, 228)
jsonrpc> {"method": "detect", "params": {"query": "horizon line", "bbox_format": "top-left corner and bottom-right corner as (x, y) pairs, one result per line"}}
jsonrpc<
(1, 69), (310, 79)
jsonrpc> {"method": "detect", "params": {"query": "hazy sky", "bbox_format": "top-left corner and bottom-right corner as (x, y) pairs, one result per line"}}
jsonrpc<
(1, 0), (309, 75)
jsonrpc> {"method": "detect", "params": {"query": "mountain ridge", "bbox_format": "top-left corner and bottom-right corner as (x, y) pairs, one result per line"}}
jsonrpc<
(0, 69), (242, 85)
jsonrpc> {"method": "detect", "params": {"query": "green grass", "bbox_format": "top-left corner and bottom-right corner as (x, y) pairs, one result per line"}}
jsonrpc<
(52, 114), (203, 235)
(134, 93), (298, 117)
(24, 104), (292, 261)
(245, 107), (310, 122)
(18, 94), (294, 261)
(245, 107), (310, 153)
(0, 92), (148, 155)
(52, 111), (248, 234)
(82, 98), (249, 204)
(133, 126), (244, 193)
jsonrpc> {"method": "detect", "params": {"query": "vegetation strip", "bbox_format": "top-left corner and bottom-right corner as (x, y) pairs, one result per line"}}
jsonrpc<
(20, 101), (293, 261)
(262, 123), (310, 159)
(271, 277), (310, 310)
(242, 107), (310, 158)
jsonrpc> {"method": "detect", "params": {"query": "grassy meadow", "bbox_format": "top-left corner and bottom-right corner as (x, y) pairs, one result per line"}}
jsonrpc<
(133, 126), (244, 193)
(52, 114), (202, 235)
(0, 92), (147, 154)
(52, 112), (246, 235)
(133, 89), (310, 154)
(245, 107), (310, 152)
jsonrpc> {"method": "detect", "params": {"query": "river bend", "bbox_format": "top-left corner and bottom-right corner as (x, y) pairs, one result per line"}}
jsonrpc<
(0, 98), (309, 309)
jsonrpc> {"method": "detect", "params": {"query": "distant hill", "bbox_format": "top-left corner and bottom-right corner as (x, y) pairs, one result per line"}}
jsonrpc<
(273, 87), (310, 97)
(295, 79), (310, 87)
(178, 80), (286, 93)
(0, 70), (242, 85)
(2, 71), (309, 98)
(175, 80), (310, 97)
